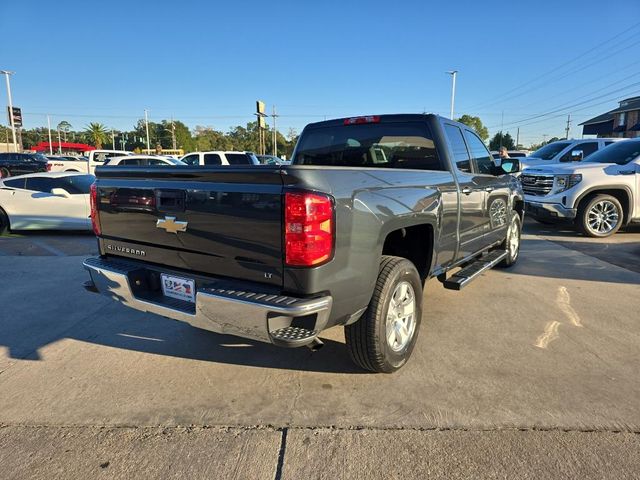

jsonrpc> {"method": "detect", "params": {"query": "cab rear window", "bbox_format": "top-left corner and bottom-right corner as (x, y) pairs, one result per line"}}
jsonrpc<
(293, 123), (443, 170)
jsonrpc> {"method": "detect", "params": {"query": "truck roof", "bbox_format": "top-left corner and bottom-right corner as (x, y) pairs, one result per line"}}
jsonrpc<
(303, 113), (445, 129)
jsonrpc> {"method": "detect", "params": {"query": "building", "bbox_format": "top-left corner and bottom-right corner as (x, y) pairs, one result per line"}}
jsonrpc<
(580, 96), (640, 138)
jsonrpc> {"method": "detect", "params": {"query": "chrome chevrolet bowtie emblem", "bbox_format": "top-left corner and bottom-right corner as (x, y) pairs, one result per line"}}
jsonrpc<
(156, 216), (188, 234)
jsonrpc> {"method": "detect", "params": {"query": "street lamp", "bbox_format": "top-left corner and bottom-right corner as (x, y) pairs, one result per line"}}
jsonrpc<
(0, 70), (18, 152)
(446, 70), (458, 120)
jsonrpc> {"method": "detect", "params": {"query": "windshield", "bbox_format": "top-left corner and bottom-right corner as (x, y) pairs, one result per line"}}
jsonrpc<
(293, 122), (441, 170)
(585, 141), (640, 165)
(529, 142), (571, 160)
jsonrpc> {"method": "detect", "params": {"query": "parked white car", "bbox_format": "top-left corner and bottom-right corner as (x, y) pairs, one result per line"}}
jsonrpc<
(47, 150), (132, 174)
(0, 172), (94, 233)
(104, 155), (186, 166)
(520, 138), (624, 170)
(179, 151), (259, 166)
(522, 139), (640, 237)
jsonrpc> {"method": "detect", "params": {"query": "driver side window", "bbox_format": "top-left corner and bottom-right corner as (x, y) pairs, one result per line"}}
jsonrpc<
(464, 131), (493, 175)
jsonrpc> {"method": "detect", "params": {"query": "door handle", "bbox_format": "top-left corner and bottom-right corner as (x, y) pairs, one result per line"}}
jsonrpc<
(485, 187), (494, 193)
(461, 187), (473, 195)
(619, 170), (636, 175)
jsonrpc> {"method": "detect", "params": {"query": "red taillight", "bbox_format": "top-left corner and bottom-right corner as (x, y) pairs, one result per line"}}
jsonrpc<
(46, 163), (52, 172)
(285, 192), (334, 267)
(90, 182), (101, 236)
(343, 115), (380, 125)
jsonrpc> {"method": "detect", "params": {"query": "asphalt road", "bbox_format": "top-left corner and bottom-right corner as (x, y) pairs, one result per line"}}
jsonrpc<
(1, 220), (639, 479)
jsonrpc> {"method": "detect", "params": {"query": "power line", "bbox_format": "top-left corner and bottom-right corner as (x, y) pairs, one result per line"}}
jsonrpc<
(486, 82), (640, 129)
(466, 22), (640, 110)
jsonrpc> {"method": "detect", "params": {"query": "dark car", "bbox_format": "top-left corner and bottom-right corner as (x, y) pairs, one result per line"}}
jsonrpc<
(0, 153), (49, 178)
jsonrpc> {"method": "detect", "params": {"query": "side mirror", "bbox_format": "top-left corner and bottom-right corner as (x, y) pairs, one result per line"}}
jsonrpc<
(499, 158), (520, 174)
(570, 150), (583, 162)
(51, 188), (71, 198)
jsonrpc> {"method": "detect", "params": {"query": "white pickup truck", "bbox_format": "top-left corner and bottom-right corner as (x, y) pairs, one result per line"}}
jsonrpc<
(522, 139), (640, 237)
(47, 150), (132, 174)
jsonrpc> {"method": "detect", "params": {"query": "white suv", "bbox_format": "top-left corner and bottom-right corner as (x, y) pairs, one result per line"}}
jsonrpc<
(522, 139), (640, 237)
(179, 151), (259, 166)
(520, 138), (625, 170)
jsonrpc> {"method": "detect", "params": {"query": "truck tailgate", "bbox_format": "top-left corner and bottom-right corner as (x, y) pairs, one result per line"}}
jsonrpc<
(94, 167), (284, 287)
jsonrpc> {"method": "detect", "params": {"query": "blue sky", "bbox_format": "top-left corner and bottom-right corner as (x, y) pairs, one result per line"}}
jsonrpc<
(1, 0), (639, 146)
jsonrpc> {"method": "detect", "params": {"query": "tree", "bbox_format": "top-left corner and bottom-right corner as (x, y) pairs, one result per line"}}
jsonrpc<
(489, 131), (515, 151)
(456, 114), (489, 141)
(85, 123), (109, 149)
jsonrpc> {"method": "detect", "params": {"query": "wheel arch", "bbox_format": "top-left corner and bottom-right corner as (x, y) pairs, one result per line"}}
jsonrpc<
(380, 221), (435, 281)
(576, 186), (633, 225)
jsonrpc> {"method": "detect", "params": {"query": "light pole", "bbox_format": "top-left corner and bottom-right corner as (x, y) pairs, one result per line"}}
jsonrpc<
(1, 70), (18, 152)
(144, 109), (151, 153)
(47, 115), (53, 155)
(446, 70), (458, 120)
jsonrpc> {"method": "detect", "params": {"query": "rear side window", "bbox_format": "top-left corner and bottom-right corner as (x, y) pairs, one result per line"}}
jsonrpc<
(204, 154), (222, 165)
(226, 153), (251, 165)
(293, 122), (442, 170)
(3, 178), (25, 188)
(444, 125), (472, 173)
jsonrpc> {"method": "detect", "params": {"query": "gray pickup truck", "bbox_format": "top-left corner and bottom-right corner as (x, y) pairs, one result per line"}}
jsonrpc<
(83, 114), (524, 372)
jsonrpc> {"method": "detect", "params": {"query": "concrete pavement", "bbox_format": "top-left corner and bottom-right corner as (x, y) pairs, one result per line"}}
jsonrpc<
(0, 221), (639, 478)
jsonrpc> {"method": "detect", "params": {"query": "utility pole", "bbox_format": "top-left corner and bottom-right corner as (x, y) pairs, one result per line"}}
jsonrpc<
(446, 70), (458, 119)
(170, 117), (176, 150)
(47, 115), (53, 155)
(516, 127), (520, 148)
(57, 126), (62, 154)
(565, 114), (571, 140)
(271, 105), (278, 157)
(144, 109), (151, 153)
(1, 70), (18, 152)
(112, 129), (116, 150)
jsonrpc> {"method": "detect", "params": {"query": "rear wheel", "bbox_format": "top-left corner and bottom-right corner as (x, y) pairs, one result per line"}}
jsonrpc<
(498, 214), (521, 268)
(577, 194), (623, 238)
(0, 167), (10, 179)
(345, 256), (422, 373)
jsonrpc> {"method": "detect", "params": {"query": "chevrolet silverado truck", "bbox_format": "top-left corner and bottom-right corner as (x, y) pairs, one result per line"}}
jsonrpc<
(83, 114), (524, 372)
(522, 138), (640, 237)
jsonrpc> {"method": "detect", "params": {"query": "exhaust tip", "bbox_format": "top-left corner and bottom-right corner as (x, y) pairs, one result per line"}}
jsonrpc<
(307, 338), (324, 352)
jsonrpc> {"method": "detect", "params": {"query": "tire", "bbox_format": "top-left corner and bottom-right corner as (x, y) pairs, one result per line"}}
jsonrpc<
(497, 213), (522, 268)
(0, 167), (10, 179)
(576, 194), (623, 238)
(0, 208), (9, 235)
(345, 256), (422, 373)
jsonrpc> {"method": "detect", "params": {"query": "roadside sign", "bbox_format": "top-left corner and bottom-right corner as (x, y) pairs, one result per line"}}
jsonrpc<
(7, 106), (22, 127)
(256, 100), (265, 115)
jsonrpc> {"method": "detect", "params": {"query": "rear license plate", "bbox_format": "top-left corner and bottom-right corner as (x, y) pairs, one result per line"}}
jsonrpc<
(161, 274), (196, 303)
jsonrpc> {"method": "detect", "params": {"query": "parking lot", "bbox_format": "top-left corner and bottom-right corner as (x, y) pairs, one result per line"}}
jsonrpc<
(1, 219), (639, 479)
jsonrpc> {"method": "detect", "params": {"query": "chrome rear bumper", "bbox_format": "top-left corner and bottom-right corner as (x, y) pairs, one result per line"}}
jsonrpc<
(83, 256), (332, 346)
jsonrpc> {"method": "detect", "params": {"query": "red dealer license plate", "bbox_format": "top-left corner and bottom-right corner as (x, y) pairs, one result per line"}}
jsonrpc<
(161, 274), (196, 303)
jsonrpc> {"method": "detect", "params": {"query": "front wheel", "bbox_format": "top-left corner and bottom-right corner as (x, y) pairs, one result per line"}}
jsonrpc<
(0, 208), (10, 235)
(345, 256), (422, 373)
(498, 213), (521, 268)
(577, 194), (623, 238)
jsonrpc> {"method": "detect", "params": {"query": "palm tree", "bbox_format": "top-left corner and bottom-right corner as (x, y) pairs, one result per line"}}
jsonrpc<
(85, 122), (108, 149)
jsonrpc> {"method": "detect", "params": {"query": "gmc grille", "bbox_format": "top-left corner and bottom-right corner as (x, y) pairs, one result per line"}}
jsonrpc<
(520, 174), (554, 196)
